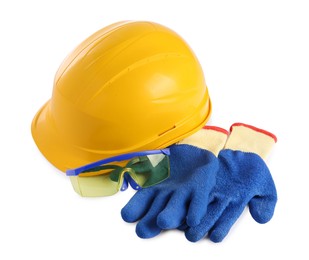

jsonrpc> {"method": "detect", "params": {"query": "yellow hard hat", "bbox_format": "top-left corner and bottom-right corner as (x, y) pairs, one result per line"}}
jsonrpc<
(31, 20), (212, 173)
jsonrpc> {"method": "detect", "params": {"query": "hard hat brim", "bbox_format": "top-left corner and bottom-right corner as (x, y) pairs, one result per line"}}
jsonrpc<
(32, 97), (212, 174)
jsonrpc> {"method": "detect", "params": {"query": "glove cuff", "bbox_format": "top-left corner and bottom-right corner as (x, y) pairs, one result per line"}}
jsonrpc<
(225, 123), (277, 159)
(178, 126), (228, 156)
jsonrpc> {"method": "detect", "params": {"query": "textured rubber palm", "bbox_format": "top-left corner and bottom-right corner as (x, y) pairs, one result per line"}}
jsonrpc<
(121, 144), (219, 238)
(185, 149), (277, 243)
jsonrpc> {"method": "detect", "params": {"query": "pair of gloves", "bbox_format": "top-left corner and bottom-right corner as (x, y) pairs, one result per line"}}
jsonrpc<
(121, 123), (277, 242)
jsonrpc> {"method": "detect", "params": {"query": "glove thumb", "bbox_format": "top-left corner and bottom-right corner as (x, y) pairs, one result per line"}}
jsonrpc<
(249, 193), (277, 224)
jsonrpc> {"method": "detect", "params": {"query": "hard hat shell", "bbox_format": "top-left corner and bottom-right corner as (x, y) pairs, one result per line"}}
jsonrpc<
(31, 21), (212, 173)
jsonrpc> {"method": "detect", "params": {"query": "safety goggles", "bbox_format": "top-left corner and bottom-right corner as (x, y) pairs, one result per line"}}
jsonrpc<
(66, 148), (170, 197)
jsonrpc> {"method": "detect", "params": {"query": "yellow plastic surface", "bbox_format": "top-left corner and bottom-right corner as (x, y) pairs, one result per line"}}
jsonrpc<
(31, 20), (212, 173)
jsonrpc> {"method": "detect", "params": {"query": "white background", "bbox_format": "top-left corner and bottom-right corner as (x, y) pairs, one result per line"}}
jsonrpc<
(1, 0), (308, 259)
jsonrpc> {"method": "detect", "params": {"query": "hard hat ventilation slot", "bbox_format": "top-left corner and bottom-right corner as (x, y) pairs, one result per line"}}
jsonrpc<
(158, 125), (176, 136)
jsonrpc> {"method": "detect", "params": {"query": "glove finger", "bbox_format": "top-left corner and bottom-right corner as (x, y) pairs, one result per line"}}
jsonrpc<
(186, 188), (212, 227)
(208, 202), (247, 243)
(157, 190), (189, 229)
(185, 198), (228, 242)
(249, 193), (277, 224)
(135, 193), (169, 238)
(121, 189), (155, 223)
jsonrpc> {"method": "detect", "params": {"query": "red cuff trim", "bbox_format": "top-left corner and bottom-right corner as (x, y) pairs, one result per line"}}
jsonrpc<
(230, 123), (277, 143)
(202, 125), (229, 135)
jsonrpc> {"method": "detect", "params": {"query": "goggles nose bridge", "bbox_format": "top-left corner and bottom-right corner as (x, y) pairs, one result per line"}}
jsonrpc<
(122, 167), (135, 175)
(120, 177), (128, 191)
(118, 168), (131, 191)
(119, 168), (141, 191)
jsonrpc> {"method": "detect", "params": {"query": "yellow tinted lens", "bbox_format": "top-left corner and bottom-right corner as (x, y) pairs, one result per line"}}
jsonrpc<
(70, 175), (119, 197)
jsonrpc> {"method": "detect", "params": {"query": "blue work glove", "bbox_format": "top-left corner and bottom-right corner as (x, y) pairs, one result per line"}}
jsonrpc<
(121, 126), (228, 238)
(185, 123), (277, 242)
